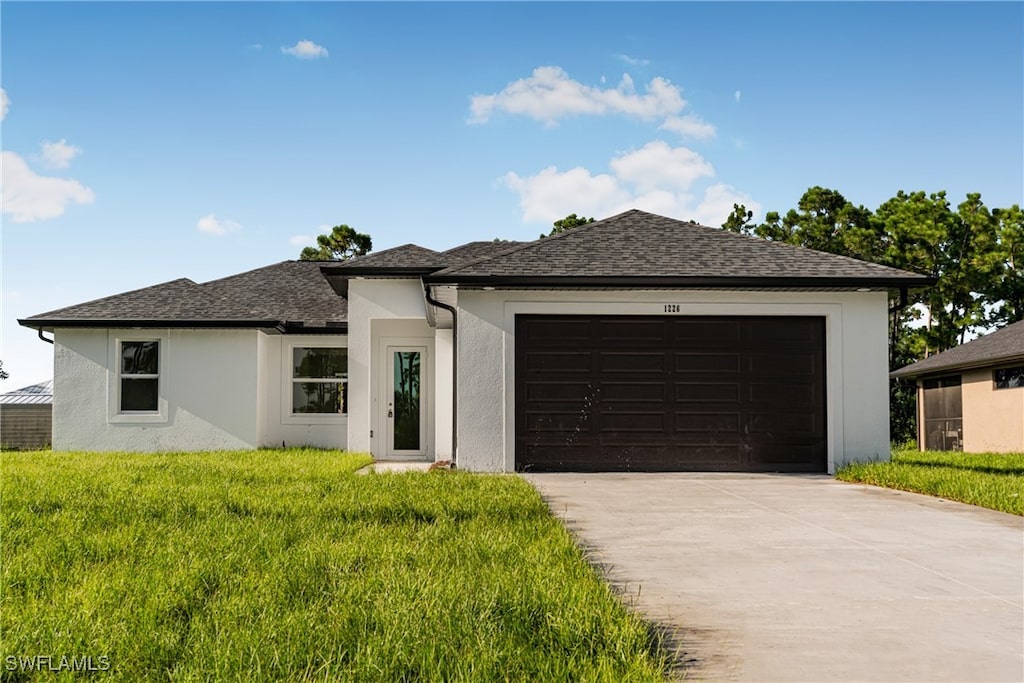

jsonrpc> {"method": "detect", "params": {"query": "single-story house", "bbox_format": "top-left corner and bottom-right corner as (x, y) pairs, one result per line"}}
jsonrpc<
(0, 380), (53, 450)
(891, 320), (1024, 453)
(19, 210), (930, 472)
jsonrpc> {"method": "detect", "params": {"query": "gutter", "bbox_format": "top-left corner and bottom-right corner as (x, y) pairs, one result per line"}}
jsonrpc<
(422, 280), (458, 466)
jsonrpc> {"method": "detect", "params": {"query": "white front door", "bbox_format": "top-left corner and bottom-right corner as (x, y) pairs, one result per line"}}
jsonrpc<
(385, 346), (427, 457)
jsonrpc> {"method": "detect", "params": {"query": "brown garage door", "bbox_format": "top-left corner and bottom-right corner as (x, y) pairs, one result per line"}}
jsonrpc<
(515, 315), (826, 472)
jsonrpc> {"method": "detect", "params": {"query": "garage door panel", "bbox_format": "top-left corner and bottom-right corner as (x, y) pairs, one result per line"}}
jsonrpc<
(675, 382), (741, 403)
(516, 315), (826, 472)
(746, 319), (820, 345)
(674, 352), (741, 373)
(747, 382), (816, 406)
(599, 352), (667, 373)
(747, 411), (821, 435)
(523, 351), (592, 374)
(674, 412), (741, 433)
(598, 319), (669, 343)
(525, 411), (594, 433)
(599, 412), (666, 432)
(673, 320), (741, 343)
(525, 381), (593, 402)
(599, 381), (666, 402)
(752, 443), (826, 469)
(520, 319), (592, 346)
(747, 352), (818, 376)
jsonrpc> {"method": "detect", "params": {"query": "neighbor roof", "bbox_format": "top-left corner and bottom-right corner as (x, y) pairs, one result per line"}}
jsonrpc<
(19, 261), (347, 332)
(0, 380), (53, 406)
(891, 320), (1024, 379)
(427, 209), (931, 289)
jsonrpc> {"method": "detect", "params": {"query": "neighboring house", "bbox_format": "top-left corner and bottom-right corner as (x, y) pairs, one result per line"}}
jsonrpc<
(891, 320), (1024, 453)
(19, 210), (930, 472)
(0, 380), (54, 449)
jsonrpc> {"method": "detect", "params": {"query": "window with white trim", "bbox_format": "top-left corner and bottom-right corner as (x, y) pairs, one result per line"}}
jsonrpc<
(291, 347), (347, 415)
(119, 340), (160, 412)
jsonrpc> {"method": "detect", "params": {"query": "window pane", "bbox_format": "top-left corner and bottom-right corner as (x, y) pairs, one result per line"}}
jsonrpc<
(995, 366), (1024, 389)
(122, 341), (159, 375)
(122, 378), (158, 411)
(293, 382), (345, 414)
(293, 348), (347, 379)
(393, 351), (421, 450)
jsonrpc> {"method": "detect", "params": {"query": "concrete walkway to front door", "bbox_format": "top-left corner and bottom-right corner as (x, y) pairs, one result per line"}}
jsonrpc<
(523, 473), (1024, 682)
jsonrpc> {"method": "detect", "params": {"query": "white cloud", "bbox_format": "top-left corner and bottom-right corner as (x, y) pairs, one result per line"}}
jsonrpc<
(503, 166), (630, 223)
(469, 66), (685, 125)
(249, 43), (263, 50)
(197, 213), (242, 236)
(734, 90), (742, 103)
(39, 139), (82, 169)
(660, 113), (716, 140)
(289, 234), (313, 246)
(692, 183), (761, 227)
(615, 53), (650, 67)
(1, 88), (8, 121)
(502, 140), (756, 228)
(0, 151), (95, 222)
(610, 141), (714, 192)
(281, 40), (328, 60)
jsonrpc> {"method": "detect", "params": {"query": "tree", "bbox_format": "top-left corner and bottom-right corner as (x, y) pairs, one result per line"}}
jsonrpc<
(0, 360), (8, 381)
(988, 205), (1024, 326)
(721, 204), (754, 234)
(721, 186), (1015, 444)
(299, 224), (372, 261)
(544, 213), (594, 238)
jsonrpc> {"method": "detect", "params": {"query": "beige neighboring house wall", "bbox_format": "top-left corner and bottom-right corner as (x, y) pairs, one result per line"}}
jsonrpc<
(961, 368), (1024, 453)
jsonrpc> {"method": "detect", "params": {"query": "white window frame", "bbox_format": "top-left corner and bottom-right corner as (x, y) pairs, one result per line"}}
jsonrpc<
(108, 332), (169, 424)
(281, 340), (349, 425)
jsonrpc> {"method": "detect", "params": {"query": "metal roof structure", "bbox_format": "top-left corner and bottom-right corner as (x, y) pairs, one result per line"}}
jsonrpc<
(0, 380), (54, 405)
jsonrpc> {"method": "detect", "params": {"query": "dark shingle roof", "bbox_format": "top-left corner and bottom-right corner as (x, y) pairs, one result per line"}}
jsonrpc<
(441, 241), (528, 265)
(891, 320), (1024, 378)
(428, 209), (930, 288)
(324, 244), (443, 271)
(19, 261), (346, 331)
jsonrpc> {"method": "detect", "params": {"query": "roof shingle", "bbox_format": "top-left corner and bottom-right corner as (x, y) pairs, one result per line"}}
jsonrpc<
(20, 261), (346, 330)
(891, 320), (1024, 378)
(430, 209), (930, 286)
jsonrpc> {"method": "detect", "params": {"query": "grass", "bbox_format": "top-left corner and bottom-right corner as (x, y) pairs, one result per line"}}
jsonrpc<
(837, 446), (1024, 515)
(1, 449), (670, 681)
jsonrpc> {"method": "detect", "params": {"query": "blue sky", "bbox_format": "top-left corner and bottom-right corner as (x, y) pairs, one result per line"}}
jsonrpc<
(2, 2), (1022, 387)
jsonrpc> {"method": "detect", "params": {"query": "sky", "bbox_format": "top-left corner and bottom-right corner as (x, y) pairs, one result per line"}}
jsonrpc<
(2, 1), (1022, 388)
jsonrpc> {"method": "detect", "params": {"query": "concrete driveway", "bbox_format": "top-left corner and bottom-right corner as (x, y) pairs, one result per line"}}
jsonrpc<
(524, 473), (1024, 682)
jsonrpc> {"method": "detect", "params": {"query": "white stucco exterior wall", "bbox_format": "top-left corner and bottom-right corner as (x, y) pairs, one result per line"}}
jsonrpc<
(455, 289), (892, 473)
(346, 279), (443, 459)
(259, 333), (348, 450)
(53, 328), (261, 451)
(433, 328), (454, 459)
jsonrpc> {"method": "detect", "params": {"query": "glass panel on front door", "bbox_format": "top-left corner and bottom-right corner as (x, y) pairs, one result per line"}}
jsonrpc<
(392, 351), (421, 451)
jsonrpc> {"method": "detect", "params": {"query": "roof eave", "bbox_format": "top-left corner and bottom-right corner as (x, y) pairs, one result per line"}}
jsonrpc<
(18, 318), (290, 332)
(321, 266), (442, 277)
(421, 275), (934, 289)
(890, 352), (1024, 379)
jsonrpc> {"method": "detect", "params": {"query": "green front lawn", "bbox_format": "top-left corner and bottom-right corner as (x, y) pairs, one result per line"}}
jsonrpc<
(837, 447), (1024, 515)
(1, 449), (670, 681)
